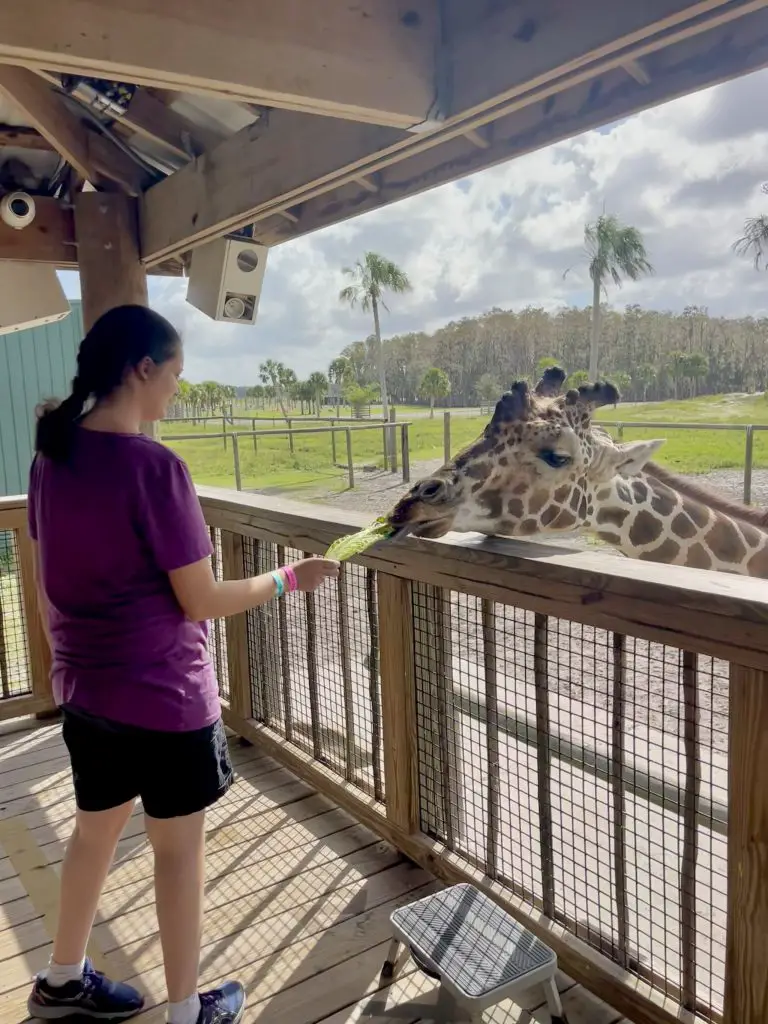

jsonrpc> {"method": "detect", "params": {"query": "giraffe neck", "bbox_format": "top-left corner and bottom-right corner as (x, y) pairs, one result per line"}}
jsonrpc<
(586, 468), (768, 576)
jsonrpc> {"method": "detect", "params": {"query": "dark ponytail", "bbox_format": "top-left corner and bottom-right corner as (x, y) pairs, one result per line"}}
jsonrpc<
(35, 304), (180, 462)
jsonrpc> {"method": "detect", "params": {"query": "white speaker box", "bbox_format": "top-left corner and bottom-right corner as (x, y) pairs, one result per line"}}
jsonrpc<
(186, 237), (268, 325)
(0, 263), (70, 336)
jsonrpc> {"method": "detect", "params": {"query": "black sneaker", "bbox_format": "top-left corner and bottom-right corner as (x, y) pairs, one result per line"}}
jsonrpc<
(27, 958), (144, 1019)
(196, 982), (245, 1024)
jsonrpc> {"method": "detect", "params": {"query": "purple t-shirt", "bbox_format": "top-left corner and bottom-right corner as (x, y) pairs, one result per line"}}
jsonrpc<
(27, 428), (220, 732)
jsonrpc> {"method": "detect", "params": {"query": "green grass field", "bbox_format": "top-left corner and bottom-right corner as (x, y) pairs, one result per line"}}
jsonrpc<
(162, 393), (768, 493)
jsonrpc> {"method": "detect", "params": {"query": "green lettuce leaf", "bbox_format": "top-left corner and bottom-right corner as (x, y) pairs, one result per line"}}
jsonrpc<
(326, 517), (395, 561)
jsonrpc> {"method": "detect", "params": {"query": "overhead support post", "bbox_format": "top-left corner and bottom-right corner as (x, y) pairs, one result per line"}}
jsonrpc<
(74, 193), (155, 439)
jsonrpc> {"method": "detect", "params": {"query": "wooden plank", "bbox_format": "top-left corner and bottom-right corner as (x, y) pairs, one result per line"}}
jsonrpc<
(611, 633), (630, 968)
(533, 612), (555, 918)
(0, 66), (147, 192)
(365, 569), (383, 802)
(377, 574), (418, 833)
(0, 197), (76, 269)
(275, 544), (294, 742)
(0, 695), (52, 724)
(337, 566), (356, 783)
(140, 111), (405, 263)
(0, 124), (51, 150)
(724, 664), (768, 1024)
(449, 0), (747, 113)
(255, 3), (768, 247)
(220, 530), (250, 719)
(680, 649), (700, 1014)
(481, 598), (500, 879)
(15, 528), (53, 709)
(0, 0), (439, 130)
(196, 488), (768, 671)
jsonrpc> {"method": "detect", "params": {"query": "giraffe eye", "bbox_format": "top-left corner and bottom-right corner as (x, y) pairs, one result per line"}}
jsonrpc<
(539, 449), (572, 469)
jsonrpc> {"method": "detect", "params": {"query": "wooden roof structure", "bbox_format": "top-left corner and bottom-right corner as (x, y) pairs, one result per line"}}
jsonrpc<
(0, 0), (766, 300)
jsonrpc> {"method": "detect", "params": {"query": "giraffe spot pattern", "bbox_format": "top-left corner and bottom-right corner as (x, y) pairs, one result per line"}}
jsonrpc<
(671, 512), (697, 539)
(704, 519), (747, 565)
(639, 538), (681, 562)
(596, 507), (630, 528)
(597, 531), (622, 546)
(687, 543), (712, 570)
(629, 510), (663, 547)
(506, 498), (525, 519)
(683, 501), (710, 528)
(631, 480), (649, 503)
(747, 547), (768, 576)
(520, 518), (539, 535)
(650, 488), (677, 516)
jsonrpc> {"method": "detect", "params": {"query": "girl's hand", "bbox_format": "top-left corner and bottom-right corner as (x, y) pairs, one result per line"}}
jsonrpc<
(290, 557), (340, 592)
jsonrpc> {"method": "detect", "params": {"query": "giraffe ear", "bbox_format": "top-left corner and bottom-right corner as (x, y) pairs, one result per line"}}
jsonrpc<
(609, 439), (665, 478)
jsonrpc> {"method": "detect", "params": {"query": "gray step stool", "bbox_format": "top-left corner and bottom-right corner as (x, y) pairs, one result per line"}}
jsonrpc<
(382, 884), (567, 1023)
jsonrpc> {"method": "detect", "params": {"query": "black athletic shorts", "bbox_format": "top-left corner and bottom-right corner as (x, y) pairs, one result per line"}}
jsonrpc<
(61, 705), (234, 819)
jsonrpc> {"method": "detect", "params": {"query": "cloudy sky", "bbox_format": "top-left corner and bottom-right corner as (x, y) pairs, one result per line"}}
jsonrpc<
(60, 67), (768, 385)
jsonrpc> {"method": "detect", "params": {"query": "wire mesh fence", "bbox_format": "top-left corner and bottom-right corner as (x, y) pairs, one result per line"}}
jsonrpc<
(241, 538), (384, 800)
(208, 526), (230, 702)
(411, 584), (727, 1022)
(0, 529), (32, 700)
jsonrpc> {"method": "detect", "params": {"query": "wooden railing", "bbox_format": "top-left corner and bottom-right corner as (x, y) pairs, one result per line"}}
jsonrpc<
(0, 496), (53, 722)
(2, 488), (767, 1024)
(198, 485), (768, 1024)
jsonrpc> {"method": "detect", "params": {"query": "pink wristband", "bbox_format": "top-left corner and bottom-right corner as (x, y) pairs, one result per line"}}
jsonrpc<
(283, 565), (298, 593)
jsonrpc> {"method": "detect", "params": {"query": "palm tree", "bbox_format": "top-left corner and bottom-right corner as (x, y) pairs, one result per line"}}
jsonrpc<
(568, 213), (653, 380)
(307, 371), (329, 416)
(418, 367), (451, 417)
(733, 215), (768, 270)
(339, 251), (412, 423)
(259, 359), (296, 420)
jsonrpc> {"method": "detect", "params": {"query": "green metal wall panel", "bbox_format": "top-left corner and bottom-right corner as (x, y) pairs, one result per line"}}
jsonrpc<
(0, 302), (83, 496)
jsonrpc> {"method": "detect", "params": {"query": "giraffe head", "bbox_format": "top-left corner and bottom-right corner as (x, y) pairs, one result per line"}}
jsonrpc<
(389, 367), (665, 540)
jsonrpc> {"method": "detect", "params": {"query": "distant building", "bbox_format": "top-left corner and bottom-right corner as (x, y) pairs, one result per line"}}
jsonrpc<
(0, 301), (83, 496)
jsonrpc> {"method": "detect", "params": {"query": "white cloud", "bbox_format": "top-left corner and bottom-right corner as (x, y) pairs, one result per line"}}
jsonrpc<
(63, 67), (768, 383)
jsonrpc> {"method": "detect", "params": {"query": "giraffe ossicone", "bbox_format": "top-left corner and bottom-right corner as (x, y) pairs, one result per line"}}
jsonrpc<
(389, 367), (768, 576)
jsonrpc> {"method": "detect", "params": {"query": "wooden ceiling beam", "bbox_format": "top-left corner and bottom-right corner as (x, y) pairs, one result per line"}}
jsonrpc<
(140, 0), (768, 264)
(0, 125), (52, 151)
(447, 0), (761, 116)
(0, 0), (441, 130)
(244, 6), (768, 247)
(0, 195), (182, 274)
(0, 66), (151, 194)
(140, 113), (405, 264)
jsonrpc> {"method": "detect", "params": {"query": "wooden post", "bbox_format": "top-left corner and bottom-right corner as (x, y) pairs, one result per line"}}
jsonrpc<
(74, 193), (154, 438)
(16, 527), (53, 713)
(443, 410), (451, 464)
(346, 429), (354, 488)
(401, 423), (410, 483)
(389, 408), (398, 473)
(378, 573), (418, 833)
(220, 531), (251, 722)
(222, 415), (227, 449)
(331, 424), (337, 464)
(724, 663), (768, 1024)
(287, 418), (294, 454)
(232, 433), (242, 490)
(744, 426), (754, 505)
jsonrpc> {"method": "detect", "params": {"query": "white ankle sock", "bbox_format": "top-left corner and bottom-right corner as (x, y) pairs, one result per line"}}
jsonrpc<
(41, 959), (86, 987)
(167, 993), (201, 1024)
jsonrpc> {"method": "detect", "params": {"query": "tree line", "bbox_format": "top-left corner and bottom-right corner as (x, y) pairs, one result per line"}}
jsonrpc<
(174, 209), (768, 414)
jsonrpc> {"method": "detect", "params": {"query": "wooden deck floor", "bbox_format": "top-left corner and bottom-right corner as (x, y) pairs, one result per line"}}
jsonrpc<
(0, 721), (633, 1024)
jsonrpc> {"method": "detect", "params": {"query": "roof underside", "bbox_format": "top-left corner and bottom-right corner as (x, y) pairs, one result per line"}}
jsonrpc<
(0, 0), (765, 275)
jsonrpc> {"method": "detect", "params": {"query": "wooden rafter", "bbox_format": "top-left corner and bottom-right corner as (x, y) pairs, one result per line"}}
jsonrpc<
(140, 0), (768, 263)
(0, 0), (440, 130)
(0, 125), (52, 151)
(0, 195), (182, 274)
(0, 66), (150, 194)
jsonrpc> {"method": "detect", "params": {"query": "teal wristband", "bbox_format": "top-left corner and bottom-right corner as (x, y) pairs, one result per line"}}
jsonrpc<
(271, 570), (285, 598)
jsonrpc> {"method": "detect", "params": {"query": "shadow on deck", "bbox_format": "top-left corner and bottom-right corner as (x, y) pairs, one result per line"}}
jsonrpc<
(0, 722), (629, 1024)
